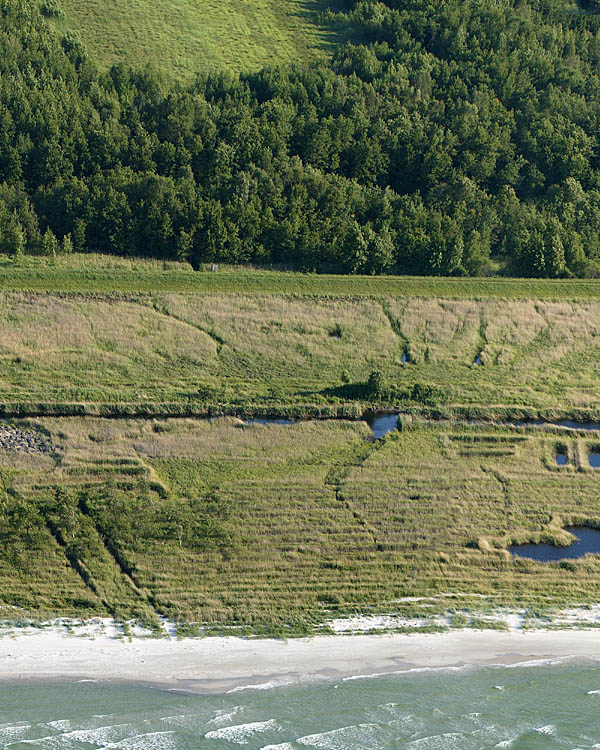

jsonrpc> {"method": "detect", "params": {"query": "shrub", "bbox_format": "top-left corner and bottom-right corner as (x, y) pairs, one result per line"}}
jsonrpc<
(40, 0), (64, 18)
(42, 227), (59, 259)
(410, 382), (449, 406)
(367, 369), (385, 398)
(61, 233), (73, 254)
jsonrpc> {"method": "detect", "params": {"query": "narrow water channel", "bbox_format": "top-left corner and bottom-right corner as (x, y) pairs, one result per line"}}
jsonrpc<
(556, 420), (600, 431)
(244, 414), (399, 440)
(245, 418), (295, 426)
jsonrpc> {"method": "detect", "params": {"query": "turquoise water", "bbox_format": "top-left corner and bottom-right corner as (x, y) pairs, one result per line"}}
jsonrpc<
(3, 662), (600, 748)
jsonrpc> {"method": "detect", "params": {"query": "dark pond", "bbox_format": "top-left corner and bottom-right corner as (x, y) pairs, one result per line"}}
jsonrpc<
(245, 418), (295, 426)
(366, 413), (398, 440)
(556, 420), (600, 431)
(589, 452), (600, 468)
(509, 526), (600, 562)
(401, 351), (407, 365)
(556, 452), (567, 466)
(474, 353), (482, 365)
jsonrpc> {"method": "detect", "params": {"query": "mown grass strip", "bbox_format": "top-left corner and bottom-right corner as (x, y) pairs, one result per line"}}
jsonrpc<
(3, 265), (600, 298)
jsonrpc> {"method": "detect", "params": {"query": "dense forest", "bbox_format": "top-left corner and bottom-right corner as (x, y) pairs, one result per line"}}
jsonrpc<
(2, 0), (600, 275)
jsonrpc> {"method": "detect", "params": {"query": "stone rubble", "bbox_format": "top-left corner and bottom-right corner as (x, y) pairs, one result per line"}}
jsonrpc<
(0, 424), (51, 454)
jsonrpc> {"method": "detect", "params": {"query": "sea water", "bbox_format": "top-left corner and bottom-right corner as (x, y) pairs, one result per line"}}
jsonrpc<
(3, 661), (600, 748)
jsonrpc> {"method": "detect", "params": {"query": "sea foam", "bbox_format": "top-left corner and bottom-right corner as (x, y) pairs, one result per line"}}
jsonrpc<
(205, 719), (279, 744)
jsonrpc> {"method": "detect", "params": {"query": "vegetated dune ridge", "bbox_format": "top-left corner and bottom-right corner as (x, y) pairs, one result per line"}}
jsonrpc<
(3, 415), (600, 634)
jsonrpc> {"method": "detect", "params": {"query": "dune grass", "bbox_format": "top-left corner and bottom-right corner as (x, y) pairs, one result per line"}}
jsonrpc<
(1, 255), (600, 631)
(3, 416), (600, 631)
(1, 290), (600, 415)
(50, 0), (342, 79)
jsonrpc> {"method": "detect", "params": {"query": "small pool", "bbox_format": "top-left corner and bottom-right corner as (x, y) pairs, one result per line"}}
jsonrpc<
(555, 452), (567, 466)
(366, 413), (398, 440)
(510, 526), (600, 562)
(589, 452), (600, 468)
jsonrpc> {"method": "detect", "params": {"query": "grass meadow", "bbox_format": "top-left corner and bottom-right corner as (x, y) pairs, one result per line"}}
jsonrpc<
(3, 416), (600, 632)
(50, 0), (341, 79)
(1, 289), (600, 415)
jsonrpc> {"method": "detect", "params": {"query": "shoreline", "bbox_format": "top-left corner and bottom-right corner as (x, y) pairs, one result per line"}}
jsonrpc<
(1, 627), (600, 694)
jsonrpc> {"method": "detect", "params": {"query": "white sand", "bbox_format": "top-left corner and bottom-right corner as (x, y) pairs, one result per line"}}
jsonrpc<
(1, 626), (600, 693)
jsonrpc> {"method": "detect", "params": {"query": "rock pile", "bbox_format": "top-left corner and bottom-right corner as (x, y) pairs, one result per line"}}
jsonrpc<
(0, 424), (51, 454)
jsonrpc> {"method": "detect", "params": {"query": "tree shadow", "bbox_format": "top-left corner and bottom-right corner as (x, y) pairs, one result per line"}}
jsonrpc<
(297, 382), (369, 400)
(291, 0), (365, 57)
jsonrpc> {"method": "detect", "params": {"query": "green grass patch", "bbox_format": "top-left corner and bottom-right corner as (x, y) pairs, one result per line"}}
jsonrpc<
(1, 282), (600, 414)
(50, 0), (342, 79)
(6, 255), (600, 297)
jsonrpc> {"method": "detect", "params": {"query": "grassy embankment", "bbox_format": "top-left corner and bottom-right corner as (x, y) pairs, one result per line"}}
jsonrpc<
(1, 256), (600, 418)
(3, 416), (600, 634)
(4, 254), (600, 298)
(49, 0), (343, 79)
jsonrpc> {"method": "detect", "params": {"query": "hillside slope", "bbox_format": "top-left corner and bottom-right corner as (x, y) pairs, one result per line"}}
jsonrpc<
(50, 0), (338, 78)
(4, 0), (600, 275)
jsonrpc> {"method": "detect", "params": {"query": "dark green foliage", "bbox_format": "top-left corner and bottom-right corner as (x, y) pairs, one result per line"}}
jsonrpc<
(40, 0), (63, 18)
(0, 490), (44, 549)
(367, 369), (385, 398)
(409, 383), (449, 406)
(84, 487), (234, 555)
(3, 0), (600, 274)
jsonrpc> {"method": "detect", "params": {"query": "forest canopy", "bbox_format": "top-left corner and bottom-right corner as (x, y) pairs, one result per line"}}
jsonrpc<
(2, 0), (600, 276)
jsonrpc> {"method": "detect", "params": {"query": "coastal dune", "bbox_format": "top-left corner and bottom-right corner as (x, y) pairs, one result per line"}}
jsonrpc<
(1, 628), (600, 693)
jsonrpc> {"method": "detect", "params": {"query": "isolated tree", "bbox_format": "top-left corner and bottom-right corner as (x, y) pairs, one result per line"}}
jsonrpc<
(61, 233), (73, 255)
(6, 212), (25, 260)
(42, 227), (59, 259)
(367, 369), (385, 398)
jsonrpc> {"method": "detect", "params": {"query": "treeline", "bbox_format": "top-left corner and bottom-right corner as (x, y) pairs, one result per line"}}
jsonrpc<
(3, 0), (600, 275)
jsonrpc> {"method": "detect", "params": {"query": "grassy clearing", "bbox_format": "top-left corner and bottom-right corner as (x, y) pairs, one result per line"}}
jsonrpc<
(50, 0), (340, 79)
(3, 416), (600, 631)
(1, 291), (600, 414)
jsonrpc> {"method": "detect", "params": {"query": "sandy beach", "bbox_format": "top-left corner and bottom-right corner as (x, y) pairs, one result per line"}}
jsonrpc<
(0, 625), (599, 693)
